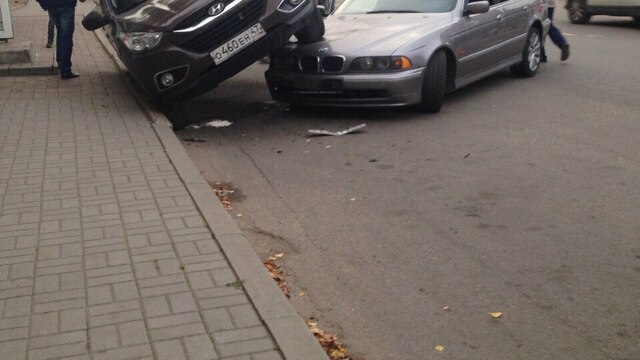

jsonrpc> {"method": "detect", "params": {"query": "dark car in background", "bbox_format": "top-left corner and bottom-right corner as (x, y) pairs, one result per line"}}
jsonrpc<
(83, 0), (327, 105)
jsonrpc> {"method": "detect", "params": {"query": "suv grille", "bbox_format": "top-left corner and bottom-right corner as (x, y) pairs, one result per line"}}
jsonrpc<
(181, 0), (265, 53)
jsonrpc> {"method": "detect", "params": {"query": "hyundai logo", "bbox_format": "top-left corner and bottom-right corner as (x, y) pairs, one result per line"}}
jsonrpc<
(208, 2), (225, 16)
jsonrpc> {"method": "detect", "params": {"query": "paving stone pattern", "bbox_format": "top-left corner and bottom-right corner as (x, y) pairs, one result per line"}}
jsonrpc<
(0, 13), (284, 360)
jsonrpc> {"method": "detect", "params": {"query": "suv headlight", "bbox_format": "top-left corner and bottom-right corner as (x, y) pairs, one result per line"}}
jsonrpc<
(349, 56), (412, 72)
(117, 32), (163, 53)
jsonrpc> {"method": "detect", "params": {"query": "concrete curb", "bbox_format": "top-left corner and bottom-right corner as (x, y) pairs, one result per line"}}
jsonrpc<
(92, 28), (329, 360)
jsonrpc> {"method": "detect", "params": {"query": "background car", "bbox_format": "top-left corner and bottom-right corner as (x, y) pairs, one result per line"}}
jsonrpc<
(266, 0), (551, 112)
(565, 0), (640, 23)
(82, 0), (326, 106)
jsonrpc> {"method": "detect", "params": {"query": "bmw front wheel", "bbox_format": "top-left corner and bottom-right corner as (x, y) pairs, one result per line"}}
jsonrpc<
(418, 50), (447, 113)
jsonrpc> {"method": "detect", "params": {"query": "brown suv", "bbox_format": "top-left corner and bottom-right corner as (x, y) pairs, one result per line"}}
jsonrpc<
(83, 0), (326, 104)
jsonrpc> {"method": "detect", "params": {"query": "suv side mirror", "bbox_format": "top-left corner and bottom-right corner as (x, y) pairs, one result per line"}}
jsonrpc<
(82, 8), (110, 31)
(464, 1), (490, 15)
(317, 0), (335, 17)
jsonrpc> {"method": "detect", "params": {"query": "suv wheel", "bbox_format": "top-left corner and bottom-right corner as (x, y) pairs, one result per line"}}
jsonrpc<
(295, 9), (325, 44)
(510, 27), (541, 78)
(567, 0), (591, 24)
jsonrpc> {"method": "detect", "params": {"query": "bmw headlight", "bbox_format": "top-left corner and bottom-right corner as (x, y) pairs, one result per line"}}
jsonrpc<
(117, 32), (163, 53)
(350, 56), (412, 72)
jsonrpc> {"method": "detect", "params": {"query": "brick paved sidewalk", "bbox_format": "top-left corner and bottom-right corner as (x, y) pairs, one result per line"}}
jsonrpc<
(0, 4), (324, 360)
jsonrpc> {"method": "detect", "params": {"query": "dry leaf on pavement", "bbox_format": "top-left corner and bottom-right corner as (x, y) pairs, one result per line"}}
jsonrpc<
(489, 312), (503, 319)
(434, 345), (445, 352)
(306, 318), (353, 360)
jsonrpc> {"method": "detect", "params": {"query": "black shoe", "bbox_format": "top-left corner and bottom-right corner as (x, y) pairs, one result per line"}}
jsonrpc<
(61, 72), (80, 80)
(561, 44), (570, 61)
(46, 42), (53, 48)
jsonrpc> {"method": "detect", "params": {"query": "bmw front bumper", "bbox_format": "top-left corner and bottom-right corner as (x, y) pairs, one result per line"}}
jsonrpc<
(265, 67), (426, 107)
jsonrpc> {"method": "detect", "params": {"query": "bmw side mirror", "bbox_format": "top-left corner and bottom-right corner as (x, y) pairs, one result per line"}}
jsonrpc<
(82, 8), (110, 31)
(317, 0), (335, 17)
(464, 1), (490, 15)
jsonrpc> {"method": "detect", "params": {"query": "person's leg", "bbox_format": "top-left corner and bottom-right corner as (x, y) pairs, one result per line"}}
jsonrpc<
(546, 7), (570, 60)
(56, 6), (76, 77)
(47, 13), (55, 47)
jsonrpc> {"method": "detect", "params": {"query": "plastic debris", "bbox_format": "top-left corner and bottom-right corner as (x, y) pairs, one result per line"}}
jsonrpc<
(308, 124), (367, 137)
(188, 120), (233, 129)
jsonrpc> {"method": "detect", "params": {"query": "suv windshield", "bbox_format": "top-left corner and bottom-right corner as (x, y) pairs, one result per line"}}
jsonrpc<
(110, 0), (147, 14)
(335, 0), (457, 14)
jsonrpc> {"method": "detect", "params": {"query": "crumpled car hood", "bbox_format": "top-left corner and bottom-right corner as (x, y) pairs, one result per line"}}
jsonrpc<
(118, 0), (202, 29)
(314, 13), (453, 55)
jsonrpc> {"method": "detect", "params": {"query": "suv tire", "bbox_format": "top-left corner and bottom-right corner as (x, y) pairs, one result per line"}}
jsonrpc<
(295, 9), (326, 44)
(567, 0), (592, 24)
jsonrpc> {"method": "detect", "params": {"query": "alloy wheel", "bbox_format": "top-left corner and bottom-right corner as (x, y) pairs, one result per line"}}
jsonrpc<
(527, 32), (541, 72)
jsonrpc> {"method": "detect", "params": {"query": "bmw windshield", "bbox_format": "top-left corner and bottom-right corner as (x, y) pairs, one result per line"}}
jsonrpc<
(335, 0), (457, 14)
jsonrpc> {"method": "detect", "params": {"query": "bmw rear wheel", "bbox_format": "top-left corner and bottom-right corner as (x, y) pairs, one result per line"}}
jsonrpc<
(418, 50), (447, 113)
(510, 28), (541, 78)
(567, 0), (591, 24)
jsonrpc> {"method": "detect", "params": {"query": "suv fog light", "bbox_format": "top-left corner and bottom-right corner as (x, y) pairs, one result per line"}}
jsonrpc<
(160, 73), (175, 87)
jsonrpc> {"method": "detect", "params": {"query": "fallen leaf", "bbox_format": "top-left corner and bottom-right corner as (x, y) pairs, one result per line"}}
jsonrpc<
(490, 312), (503, 319)
(298, 291), (306, 297)
(434, 345), (445, 352)
(236, 214), (243, 217)
(274, 253), (284, 258)
(443, 306), (449, 311)
(325, 145), (333, 149)
(350, 198), (356, 201)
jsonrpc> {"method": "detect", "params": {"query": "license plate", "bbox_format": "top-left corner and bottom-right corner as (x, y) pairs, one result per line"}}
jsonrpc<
(210, 23), (266, 65)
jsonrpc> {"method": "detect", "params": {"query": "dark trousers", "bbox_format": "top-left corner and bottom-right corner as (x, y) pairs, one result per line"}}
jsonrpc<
(47, 6), (75, 75)
(542, 8), (568, 59)
(47, 13), (56, 44)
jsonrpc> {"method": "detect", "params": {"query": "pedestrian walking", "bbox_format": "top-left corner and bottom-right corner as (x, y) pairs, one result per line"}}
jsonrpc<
(542, 0), (570, 62)
(46, 12), (55, 48)
(37, 0), (85, 79)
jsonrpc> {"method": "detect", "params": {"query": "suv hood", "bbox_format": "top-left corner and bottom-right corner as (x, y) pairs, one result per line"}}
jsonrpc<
(118, 0), (206, 29)
(317, 13), (453, 55)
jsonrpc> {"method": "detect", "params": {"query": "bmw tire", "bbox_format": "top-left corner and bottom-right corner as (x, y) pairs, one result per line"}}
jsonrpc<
(510, 28), (541, 78)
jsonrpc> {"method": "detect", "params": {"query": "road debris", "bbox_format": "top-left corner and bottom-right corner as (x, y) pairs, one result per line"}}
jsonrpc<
(188, 120), (233, 129)
(210, 182), (235, 210)
(434, 345), (445, 352)
(308, 123), (367, 137)
(489, 312), (503, 319)
(263, 252), (289, 298)
(307, 318), (354, 360)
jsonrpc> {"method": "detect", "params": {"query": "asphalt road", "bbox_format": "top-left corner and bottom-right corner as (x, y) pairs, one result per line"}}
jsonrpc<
(177, 13), (640, 360)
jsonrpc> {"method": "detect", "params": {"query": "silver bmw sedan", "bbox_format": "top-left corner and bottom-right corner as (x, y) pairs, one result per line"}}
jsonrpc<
(266, 0), (551, 112)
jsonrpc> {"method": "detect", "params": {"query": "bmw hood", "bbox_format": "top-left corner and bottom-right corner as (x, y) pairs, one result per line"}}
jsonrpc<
(307, 13), (453, 55)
